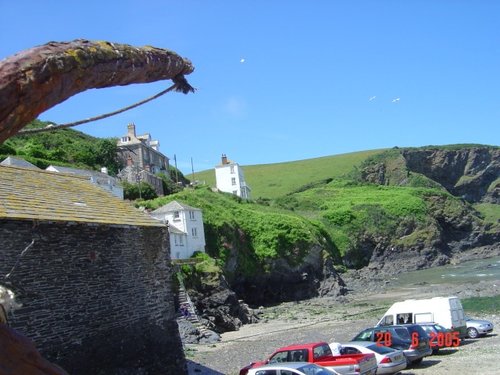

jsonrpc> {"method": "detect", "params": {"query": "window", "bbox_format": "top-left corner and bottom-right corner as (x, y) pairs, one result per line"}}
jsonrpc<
(380, 315), (394, 326)
(255, 371), (277, 375)
(269, 351), (288, 363)
(396, 313), (412, 324)
(121, 136), (130, 142)
(174, 235), (178, 246)
(191, 228), (197, 237)
(354, 329), (373, 341)
(230, 165), (235, 174)
(342, 347), (361, 355)
(189, 211), (195, 220)
(231, 177), (236, 185)
(395, 328), (411, 340)
(179, 236), (184, 246)
(173, 211), (180, 220)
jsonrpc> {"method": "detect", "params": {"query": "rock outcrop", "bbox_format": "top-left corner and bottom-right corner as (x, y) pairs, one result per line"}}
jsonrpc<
(360, 147), (499, 204)
(231, 245), (347, 306)
(402, 147), (499, 203)
(352, 146), (500, 276)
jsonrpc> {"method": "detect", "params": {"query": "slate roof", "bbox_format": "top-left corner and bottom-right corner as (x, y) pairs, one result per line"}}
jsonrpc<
(46, 165), (105, 178)
(46, 165), (120, 186)
(152, 200), (201, 214)
(0, 165), (163, 227)
(0, 156), (39, 169)
(168, 225), (186, 235)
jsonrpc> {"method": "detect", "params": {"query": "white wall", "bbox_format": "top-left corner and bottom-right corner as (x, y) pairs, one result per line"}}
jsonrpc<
(215, 162), (251, 199)
(151, 207), (206, 259)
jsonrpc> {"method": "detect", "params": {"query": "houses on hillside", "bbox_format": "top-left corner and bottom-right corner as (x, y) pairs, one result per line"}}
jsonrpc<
(150, 200), (206, 260)
(215, 154), (251, 199)
(116, 123), (169, 197)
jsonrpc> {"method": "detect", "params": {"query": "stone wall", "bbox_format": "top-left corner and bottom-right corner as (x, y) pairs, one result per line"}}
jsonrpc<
(0, 219), (186, 374)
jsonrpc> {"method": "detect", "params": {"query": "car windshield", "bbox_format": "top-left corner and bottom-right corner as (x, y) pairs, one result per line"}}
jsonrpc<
(407, 325), (427, 337)
(434, 324), (447, 332)
(366, 344), (396, 354)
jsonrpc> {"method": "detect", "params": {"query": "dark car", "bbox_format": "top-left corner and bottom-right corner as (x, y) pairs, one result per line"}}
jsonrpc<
(352, 324), (432, 365)
(417, 322), (459, 354)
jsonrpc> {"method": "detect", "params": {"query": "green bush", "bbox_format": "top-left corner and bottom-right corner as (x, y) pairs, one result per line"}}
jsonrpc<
(123, 181), (158, 200)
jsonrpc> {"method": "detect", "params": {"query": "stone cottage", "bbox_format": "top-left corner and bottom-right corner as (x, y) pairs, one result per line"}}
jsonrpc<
(116, 123), (169, 197)
(0, 165), (186, 374)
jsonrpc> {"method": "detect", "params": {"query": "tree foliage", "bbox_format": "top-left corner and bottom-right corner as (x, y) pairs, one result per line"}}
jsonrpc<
(1, 120), (120, 174)
(122, 181), (158, 201)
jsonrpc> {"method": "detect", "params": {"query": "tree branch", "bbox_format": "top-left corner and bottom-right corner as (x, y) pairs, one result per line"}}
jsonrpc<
(0, 39), (195, 143)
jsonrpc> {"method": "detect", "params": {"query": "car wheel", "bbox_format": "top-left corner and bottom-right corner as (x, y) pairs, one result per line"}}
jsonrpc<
(412, 358), (424, 366)
(467, 327), (479, 339)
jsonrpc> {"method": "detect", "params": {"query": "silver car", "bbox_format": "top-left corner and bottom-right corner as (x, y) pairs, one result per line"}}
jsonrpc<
(341, 341), (407, 375)
(465, 316), (494, 338)
(247, 362), (341, 375)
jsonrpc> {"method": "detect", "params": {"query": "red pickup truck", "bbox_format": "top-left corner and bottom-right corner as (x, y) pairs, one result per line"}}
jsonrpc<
(239, 341), (377, 375)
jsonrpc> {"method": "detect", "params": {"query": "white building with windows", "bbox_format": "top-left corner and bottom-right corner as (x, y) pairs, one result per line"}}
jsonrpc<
(150, 200), (206, 259)
(214, 154), (251, 199)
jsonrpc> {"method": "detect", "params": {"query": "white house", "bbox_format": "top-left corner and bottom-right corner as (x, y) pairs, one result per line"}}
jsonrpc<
(214, 154), (251, 199)
(150, 200), (206, 260)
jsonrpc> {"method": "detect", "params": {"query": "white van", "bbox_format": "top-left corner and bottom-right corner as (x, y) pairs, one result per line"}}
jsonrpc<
(377, 296), (467, 338)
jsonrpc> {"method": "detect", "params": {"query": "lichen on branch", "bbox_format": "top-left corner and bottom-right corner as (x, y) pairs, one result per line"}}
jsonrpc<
(0, 39), (195, 143)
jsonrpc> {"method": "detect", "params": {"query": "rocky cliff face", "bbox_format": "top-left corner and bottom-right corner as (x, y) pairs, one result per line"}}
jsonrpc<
(355, 146), (500, 277)
(183, 243), (347, 333)
(401, 147), (499, 203)
(228, 244), (347, 306)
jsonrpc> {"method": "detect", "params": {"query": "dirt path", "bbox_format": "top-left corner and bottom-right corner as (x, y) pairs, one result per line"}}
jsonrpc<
(186, 280), (499, 375)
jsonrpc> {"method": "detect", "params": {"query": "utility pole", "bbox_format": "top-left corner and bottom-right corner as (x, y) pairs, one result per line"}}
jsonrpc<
(136, 173), (142, 199)
(191, 157), (195, 184)
(174, 154), (179, 183)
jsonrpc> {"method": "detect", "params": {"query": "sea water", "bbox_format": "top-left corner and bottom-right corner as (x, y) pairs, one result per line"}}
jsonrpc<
(392, 256), (500, 286)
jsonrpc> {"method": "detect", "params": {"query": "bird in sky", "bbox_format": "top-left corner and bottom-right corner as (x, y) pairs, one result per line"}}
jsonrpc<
(240, 58), (245, 63)
(392, 97), (400, 103)
(369, 96), (376, 101)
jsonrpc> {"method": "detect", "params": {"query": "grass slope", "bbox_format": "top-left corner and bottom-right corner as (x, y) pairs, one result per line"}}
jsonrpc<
(193, 149), (385, 199)
(0, 120), (119, 173)
(141, 187), (336, 275)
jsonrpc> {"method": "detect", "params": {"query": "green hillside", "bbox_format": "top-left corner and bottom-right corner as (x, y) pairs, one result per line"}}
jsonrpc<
(194, 149), (385, 199)
(141, 186), (337, 277)
(0, 120), (120, 173)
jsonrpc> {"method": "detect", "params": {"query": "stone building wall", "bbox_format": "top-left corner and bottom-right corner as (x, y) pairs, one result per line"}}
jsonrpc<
(0, 219), (186, 374)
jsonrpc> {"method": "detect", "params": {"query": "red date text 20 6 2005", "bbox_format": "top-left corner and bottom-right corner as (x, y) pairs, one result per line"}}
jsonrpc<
(375, 331), (460, 348)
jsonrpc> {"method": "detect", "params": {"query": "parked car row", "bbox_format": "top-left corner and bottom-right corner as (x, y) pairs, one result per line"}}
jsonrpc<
(240, 296), (494, 375)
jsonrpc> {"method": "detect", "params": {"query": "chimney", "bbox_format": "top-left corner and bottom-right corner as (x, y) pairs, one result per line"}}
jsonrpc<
(127, 156), (133, 166)
(221, 154), (228, 165)
(127, 123), (136, 138)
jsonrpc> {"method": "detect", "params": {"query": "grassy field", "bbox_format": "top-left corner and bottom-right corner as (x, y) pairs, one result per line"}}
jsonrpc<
(474, 202), (500, 225)
(462, 295), (500, 314)
(192, 149), (385, 199)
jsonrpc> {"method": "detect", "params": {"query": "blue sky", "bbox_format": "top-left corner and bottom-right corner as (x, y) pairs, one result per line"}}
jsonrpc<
(1, 1), (499, 173)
